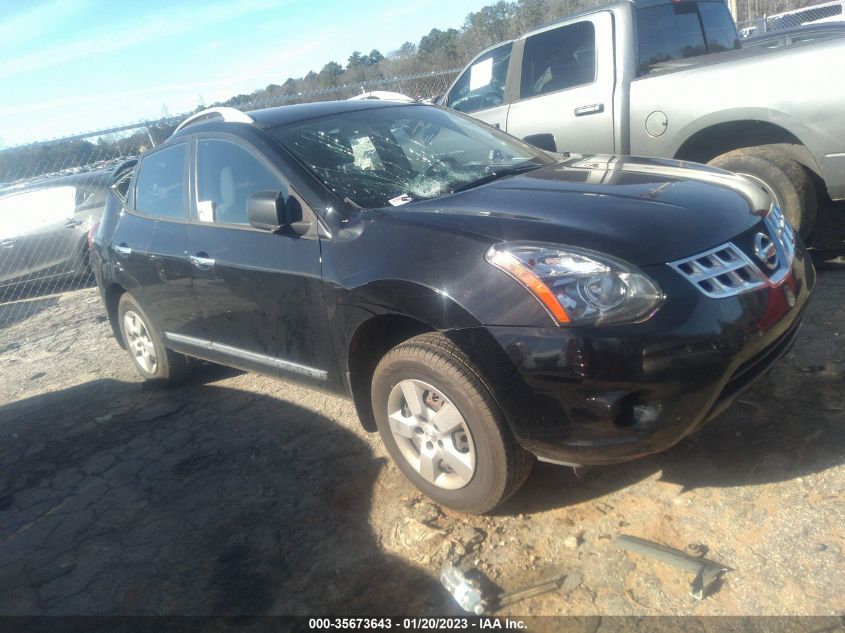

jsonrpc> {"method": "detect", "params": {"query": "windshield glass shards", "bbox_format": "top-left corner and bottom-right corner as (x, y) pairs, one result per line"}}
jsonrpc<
(270, 105), (552, 209)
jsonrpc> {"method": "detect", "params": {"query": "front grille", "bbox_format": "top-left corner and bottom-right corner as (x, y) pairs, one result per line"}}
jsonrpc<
(768, 204), (795, 265)
(669, 243), (766, 298)
(671, 205), (796, 298)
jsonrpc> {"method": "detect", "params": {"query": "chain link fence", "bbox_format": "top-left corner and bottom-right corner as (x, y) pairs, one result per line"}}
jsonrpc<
(0, 69), (458, 330)
(737, 0), (844, 37)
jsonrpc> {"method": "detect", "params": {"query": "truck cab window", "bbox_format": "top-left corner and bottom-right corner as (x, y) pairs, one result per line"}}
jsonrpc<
(637, 4), (706, 74)
(698, 3), (741, 53)
(637, 2), (739, 76)
(520, 21), (596, 99)
(446, 43), (512, 114)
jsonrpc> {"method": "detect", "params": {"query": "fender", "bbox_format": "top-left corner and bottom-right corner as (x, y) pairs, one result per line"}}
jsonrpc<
(666, 108), (825, 177)
(330, 278), (482, 383)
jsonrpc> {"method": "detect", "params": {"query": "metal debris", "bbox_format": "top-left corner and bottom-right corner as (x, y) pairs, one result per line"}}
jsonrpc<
(497, 573), (568, 608)
(616, 534), (730, 600)
(685, 543), (708, 558)
(440, 563), (486, 615)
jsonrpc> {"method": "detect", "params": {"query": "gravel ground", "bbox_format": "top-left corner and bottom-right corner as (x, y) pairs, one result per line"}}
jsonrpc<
(0, 259), (842, 617)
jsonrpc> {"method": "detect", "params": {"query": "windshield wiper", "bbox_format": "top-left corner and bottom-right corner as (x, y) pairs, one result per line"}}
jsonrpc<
(450, 163), (544, 193)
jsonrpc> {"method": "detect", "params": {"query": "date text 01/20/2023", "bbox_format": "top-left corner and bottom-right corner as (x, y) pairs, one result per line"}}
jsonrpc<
(307, 618), (528, 629)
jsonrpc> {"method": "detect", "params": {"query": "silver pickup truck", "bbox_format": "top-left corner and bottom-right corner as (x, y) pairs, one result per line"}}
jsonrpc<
(441, 0), (845, 235)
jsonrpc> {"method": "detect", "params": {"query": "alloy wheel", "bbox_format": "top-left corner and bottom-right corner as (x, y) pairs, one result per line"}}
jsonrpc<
(123, 310), (157, 374)
(387, 379), (476, 490)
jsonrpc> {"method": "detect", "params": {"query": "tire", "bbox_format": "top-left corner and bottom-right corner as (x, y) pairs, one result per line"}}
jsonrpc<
(71, 239), (93, 284)
(117, 293), (189, 384)
(371, 333), (533, 514)
(708, 147), (817, 237)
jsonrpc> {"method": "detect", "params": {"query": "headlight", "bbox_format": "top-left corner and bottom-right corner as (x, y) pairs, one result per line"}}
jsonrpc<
(486, 242), (663, 326)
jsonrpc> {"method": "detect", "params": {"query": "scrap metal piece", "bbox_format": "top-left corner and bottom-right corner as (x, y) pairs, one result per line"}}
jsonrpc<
(616, 535), (730, 600)
(497, 573), (568, 608)
(684, 542), (708, 558)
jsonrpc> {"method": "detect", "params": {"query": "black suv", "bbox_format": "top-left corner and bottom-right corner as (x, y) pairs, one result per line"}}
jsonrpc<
(93, 101), (814, 513)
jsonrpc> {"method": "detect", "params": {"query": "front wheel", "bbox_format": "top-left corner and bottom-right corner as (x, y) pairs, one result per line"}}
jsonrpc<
(371, 333), (533, 514)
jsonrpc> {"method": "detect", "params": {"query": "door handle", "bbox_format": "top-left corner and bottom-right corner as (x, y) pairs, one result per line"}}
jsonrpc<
(574, 103), (605, 117)
(0, 239), (15, 248)
(64, 218), (82, 229)
(492, 122), (501, 129)
(113, 244), (132, 255)
(189, 253), (215, 271)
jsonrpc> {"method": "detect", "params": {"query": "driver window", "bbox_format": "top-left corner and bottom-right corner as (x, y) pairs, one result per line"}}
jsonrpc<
(447, 43), (512, 114)
(196, 139), (287, 225)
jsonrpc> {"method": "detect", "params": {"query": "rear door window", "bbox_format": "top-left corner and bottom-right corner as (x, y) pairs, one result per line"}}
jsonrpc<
(519, 21), (596, 99)
(134, 144), (188, 219)
(446, 43), (512, 114)
(196, 138), (287, 225)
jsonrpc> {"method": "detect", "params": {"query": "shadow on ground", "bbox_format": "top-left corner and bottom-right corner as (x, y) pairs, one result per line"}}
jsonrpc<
(0, 373), (439, 615)
(0, 295), (61, 329)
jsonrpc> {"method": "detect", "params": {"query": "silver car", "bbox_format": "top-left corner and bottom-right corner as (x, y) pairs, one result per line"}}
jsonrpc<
(0, 171), (110, 298)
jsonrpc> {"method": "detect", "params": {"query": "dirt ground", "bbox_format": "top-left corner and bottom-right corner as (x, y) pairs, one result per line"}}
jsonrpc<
(0, 252), (843, 617)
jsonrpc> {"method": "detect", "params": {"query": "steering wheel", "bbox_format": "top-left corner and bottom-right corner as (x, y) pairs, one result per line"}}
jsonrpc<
(482, 92), (503, 109)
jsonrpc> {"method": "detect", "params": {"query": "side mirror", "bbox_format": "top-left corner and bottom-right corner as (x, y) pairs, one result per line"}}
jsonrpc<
(523, 133), (557, 153)
(248, 191), (285, 231)
(248, 191), (309, 235)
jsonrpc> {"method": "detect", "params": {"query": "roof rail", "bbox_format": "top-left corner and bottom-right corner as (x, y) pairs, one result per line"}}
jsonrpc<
(172, 107), (255, 135)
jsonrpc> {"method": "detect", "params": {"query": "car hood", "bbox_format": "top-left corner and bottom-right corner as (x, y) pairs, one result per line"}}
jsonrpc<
(382, 155), (771, 266)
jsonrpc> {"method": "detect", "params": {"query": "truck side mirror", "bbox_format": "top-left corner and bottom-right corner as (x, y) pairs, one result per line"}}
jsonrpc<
(523, 133), (557, 153)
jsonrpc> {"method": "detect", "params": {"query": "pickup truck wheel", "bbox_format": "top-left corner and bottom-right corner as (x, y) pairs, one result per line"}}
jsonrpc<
(371, 333), (533, 514)
(708, 147), (817, 237)
(117, 294), (189, 384)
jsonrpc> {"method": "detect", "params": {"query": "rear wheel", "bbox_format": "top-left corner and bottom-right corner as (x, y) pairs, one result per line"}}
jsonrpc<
(117, 293), (189, 384)
(708, 147), (817, 237)
(371, 333), (533, 514)
(71, 239), (94, 285)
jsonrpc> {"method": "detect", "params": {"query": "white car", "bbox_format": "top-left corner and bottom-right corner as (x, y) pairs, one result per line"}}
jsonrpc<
(346, 91), (415, 102)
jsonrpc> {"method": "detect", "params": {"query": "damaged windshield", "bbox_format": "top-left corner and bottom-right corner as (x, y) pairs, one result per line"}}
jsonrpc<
(270, 105), (553, 209)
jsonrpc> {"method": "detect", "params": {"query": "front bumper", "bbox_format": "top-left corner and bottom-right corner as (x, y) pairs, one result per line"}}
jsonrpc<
(482, 245), (816, 466)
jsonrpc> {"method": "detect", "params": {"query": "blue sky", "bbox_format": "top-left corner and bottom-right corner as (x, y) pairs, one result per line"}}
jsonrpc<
(0, 0), (490, 148)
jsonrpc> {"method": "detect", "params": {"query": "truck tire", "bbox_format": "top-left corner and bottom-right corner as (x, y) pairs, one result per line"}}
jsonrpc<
(371, 333), (534, 514)
(708, 147), (817, 237)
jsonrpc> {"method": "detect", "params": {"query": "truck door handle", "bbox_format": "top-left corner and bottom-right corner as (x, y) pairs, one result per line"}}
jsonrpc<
(64, 219), (82, 229)
(574, 103), (604, 116)
(189, 253), (215, 271)
(113, 244), (132, 255)
(0, 239), (15, 248)
(492, 122), (501, 129)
